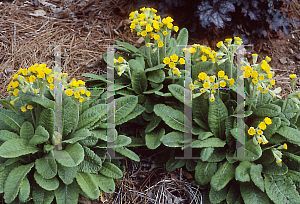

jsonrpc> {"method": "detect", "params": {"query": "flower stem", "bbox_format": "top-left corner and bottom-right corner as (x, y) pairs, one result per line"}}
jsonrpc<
(70, 102), (79, 138)
(145, 38), (153, 67)
(163, 35), (166, 59)
(31, 109), (36, 129)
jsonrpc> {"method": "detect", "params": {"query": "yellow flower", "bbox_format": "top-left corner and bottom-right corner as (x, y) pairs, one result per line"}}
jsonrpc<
(216, 41), (223, 48)
(174, 26), (179, 32)
(271, 80), (275, 85)
(259, 74), (264, 81)
(21, 107), (26, 112)
(243, 71), (251, 78)
(201, 55), (207, 62)
(169, 62), (175, 68)
(37, 73), (45, 79)
(225, 38), (232, 43)
(264, 117), (272, 125)
(266, 56), (271, 62)
(218, 70), (225, 78)
(277, 159), (282, 163)
(252, 78), (258, 84)
(34, 89), (37, 94)
(29, 75), (36, 83)
(258, 122), (267, 130)
(170, 54), (178, 62)
(203, 82), (210, 89)
(172, 68), (179, 74)
(163, 31), (168, 36)
(200, 88), (206, 93)
(22, 68), (28, 76)
(166, 16), (174, 23)
(245, 66), (252, 72)
(210, 97), (215, 102)
(262, 88), (268, 94)
(118, 57), (124, 63)
(188, 47), (196, 53)
(251, 71), (258, 78)
(224, 75), (228, 80)
(27, 105), (33, 109)
(10, 101), (14, 106)
(154, 34), (160, 41)
(158, 40), (164, 47)
(179, 58), (185, 64)
(258, 138), (263, 144)
(162, 18), (169, 25)
(257, 129), (263, 135)
(141, 30), (147, 36)
(248, 127), (256, 135)
(283, 143), (287, 150)
(80, 88), (85, 94)
(65, 89), (73, 96)
(45, 68), (52, 75)
(163, 57), (170, 64)
(167, 23), (173, 29)
(182, 48), (187, 52)
(139, 21), (147, 26)
(290, 74), (297, 79)
(12, 74), (19, 80)
(198, 72), (208, 81)
(79, 97), (84, 102)
(7, 85), (11, 92)
(146, 43), (150, 47)
(74, 91), (80, 98)
(47, 77), (53, 83)
(214, 83), (218, 88)
(209, 76), (215, 83)
(146, 24), (153, 32)
(86, 91), (91, 97)
(49, 84), (54, 90)
(12, 81), (19, 88)
(229, 78), (234, 86)
(220, 81), (226, 87)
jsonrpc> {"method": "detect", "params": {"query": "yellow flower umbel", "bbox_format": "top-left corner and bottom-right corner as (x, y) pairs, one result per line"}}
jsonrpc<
(250, 117), (272, 145)
(290, 74), (297, 91)
(114, 57), (131, 78)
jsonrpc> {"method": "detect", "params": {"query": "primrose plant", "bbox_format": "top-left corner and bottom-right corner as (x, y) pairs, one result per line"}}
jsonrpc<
(0, 63), (140, 204)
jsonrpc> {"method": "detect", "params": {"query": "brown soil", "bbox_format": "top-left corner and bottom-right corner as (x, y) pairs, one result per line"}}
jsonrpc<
(0, 0), (300, 204)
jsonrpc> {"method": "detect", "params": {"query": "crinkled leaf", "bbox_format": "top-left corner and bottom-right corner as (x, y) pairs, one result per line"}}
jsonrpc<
(0, 139), (39, 158)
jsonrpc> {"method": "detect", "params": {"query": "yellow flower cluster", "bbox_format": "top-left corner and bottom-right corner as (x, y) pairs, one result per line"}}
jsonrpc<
(129, 7), (179, 48)
(65, 78), (90, 103)
(191, 70), (235, 101)
(248, 117), (272, 145)
(163, 54), (184, 76)
(182, 44), (218, 64)
(272, 143), (288, 163)
(242, 56), (276, 96)
(114, 56), (130, 77)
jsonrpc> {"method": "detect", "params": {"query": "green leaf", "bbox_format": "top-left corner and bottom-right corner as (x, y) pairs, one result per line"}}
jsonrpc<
(198, 132), (214, 140)
(54, 181), (79, 204)
(38, 108), (54, 138)
(200, 147), (214, 161)
(32, 97), (54, 109)
(244, 139), (262, 160)
(235, 161), (252, 182)
(34, 171), (59, 191)
(99, 162), (123, 179)
(168, 84), (187, 105)
(131, 65), (148, 94)
(92, 174), (115, 194)
(286, 170), (300, 188)
(192, 94), (209, 123)
(77, 104), (106, 130)
(115, 147), (140, 162)
(176, 28), (188, 45)
(0, 162), (21, 193)
(145, 115), (161, 133)
(154, 104), (191, 133)
(276, 126), (300, 145)
(147, 69), (165, 83)
(56, 143), (84, 167)
(18, 177), (30, 203)
(32, 184), (54, 204)
(166, 157), (186, 171)
(62, 95), (77, 136)
(143, 83), (164, 94)
(144, 64), (166, 73)
(210, 161), (235, 191)
(57, 163), (78, 185)
(250, 164), (264, 192)
(145, 128), (164, 149)
(63, 128), (91, 144)
(0, 99), (18, 113)
(209, 184), (227, 203)
(240, 182), (270, 204)
(112, 96), (138, 125)
(76, 172), (100, 200)
(208, 95), (228, 139)
(114, 135), (132, 147)
(0, 139), (39, 158)
(0, 109), (24, 133)
(78, 146), (102, 173)
(115, 104), (145, 125)
(265, 174), (300, 204)
(29, 126), (49, 146)
(35, 150), (57, 179)
(20, 121), (34, 141)
(115, 40), (139, 53)
(0, 130), (19, 141)
(191, 138), (226, 148)
(160, 131), (184, 147)
(226, 180), (243, 204)
(205, 147), (227, 162)
(4, 163), (34, 203)
(253, 104), (281, 117)
(263, 162), (288, 175)
(195, 160), (217, 185)
(82, 73), (108, 83)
